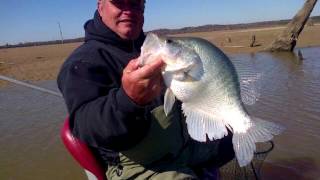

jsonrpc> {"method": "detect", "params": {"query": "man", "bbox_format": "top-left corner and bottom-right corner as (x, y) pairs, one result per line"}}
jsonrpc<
(58, 0), (234, 179)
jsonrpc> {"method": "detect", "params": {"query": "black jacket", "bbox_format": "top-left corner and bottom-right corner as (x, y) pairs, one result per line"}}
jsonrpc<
(57, 11), (164, 164)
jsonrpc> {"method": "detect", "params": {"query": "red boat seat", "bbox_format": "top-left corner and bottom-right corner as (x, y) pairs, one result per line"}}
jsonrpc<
(60, 117), (106, 180)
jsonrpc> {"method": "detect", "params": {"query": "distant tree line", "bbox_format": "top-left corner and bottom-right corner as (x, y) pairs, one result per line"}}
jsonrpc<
(0, 37), (84, 49)
(151, 16), (320, 35)
(1, 16), (319, 49)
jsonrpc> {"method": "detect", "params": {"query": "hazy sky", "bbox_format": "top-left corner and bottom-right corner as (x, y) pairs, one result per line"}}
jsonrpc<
(0, 0), (319, 45)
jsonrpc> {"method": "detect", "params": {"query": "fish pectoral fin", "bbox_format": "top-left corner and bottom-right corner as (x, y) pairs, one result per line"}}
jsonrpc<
(164, 88), (176, 116)
(182, 104), (228, 142)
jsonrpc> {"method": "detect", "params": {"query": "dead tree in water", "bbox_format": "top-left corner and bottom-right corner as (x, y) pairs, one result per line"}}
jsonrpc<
(250, 35), (256, 47)
(265, 0), (318, 51)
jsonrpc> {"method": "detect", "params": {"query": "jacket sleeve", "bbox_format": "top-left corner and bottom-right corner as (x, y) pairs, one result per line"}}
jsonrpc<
(57, 58), (151, 151)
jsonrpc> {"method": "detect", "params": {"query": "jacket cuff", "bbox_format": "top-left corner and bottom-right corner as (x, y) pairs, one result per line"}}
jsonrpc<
(116, 86), (145, 114)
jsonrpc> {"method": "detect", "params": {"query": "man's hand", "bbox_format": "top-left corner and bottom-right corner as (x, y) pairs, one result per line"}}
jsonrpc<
(122, 58), (164, 105)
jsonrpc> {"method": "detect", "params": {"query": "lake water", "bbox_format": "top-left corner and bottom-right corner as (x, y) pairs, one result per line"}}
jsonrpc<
(229, 47), (320, 179)
(0, 46), (319, 180)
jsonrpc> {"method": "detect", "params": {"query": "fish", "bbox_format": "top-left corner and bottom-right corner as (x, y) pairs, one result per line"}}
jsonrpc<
(138, 33), (284, 167)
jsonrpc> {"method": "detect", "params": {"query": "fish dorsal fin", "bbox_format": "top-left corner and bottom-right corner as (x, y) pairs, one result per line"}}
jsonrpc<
(239, 72), (262, 105)
(236, 62), (263, 105)
(182, 103), (229, 142)
(164, 88), (175, 116)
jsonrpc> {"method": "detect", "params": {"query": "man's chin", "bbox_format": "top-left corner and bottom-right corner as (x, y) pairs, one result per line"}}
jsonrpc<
(119, 29), (141, 40)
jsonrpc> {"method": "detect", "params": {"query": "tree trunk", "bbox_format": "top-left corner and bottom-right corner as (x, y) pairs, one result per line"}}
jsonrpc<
(265, 0), (318, 52)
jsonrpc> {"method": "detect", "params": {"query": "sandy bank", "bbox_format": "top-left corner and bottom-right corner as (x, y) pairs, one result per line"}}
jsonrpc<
(1, 24), (320, 87)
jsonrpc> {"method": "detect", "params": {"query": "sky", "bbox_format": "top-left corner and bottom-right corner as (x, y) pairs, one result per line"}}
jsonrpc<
(0, 0), (319, 45)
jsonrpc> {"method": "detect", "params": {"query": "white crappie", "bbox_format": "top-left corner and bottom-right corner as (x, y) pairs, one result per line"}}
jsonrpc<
(139, 33), (284, 167)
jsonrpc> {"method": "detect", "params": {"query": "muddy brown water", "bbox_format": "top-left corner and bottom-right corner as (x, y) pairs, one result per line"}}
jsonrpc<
(0, 46), (319, 179)
(229, 47), (320, 179)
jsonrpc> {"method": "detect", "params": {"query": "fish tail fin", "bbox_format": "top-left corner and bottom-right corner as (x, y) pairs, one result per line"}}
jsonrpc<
(233, 117), (285, 167)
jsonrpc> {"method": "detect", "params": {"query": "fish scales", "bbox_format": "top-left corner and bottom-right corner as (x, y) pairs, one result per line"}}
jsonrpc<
(139, 33), (284, 167)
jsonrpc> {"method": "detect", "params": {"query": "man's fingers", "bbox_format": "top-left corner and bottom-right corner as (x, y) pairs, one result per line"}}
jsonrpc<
(122, 58), (165, 105)
(137, 58), (164, 78)
(124, 59), (139, 73)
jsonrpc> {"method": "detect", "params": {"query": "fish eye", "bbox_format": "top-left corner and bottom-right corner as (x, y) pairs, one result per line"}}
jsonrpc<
(166, 39), (173, 44)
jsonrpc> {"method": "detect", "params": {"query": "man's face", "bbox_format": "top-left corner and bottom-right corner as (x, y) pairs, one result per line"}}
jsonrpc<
(98, 0), (144, 40)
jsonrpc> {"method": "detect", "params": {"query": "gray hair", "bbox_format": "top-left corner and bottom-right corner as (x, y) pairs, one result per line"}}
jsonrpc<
(101, 0), (146, 4)
(100, 0), (146, 10)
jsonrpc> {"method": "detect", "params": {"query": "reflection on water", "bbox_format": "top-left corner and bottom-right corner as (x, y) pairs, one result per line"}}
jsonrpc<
(0, 47), (319, 180)
(230, 46), (320, 179)
(0, 82), (85, 180)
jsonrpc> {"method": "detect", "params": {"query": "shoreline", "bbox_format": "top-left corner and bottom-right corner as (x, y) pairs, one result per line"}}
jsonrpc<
(1, 24), (320, 87)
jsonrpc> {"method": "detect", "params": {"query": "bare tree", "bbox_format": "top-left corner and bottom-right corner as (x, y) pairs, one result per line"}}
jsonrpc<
(265, 0), (318, 51)
(58, 22), (64, 44)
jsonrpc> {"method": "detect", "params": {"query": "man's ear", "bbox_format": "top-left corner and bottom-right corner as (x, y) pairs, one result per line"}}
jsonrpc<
(97, 0), (104, 14)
